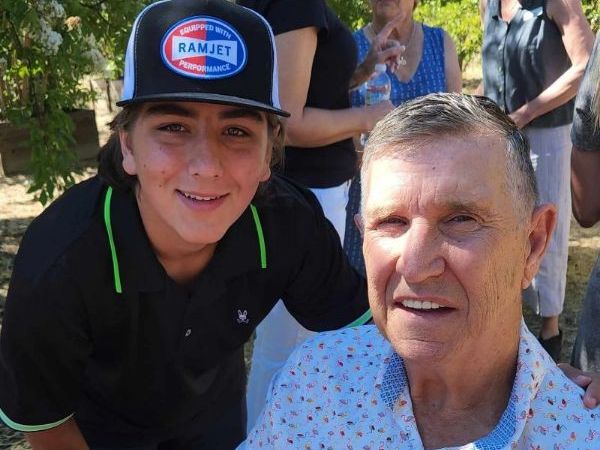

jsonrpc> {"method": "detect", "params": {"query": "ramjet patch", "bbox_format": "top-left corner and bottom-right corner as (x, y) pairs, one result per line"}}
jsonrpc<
(161, 16), (247, 79)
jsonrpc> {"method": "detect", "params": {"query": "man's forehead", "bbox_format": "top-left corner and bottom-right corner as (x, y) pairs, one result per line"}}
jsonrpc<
(365, 132), (506, 177)
(378, 132), (504, 158)
(363, 135), (509, 214)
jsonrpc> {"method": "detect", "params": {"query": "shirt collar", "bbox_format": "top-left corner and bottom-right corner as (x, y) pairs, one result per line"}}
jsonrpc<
(507, 319), (556, 439)
(376, 320), (554, 447)
(108, 187), (264, 294)
(204, 206), (264, 279)
(109, 186), (166, 293)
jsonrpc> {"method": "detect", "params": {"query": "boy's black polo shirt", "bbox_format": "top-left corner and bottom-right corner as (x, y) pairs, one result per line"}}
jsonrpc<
(0, 175), (369, 444)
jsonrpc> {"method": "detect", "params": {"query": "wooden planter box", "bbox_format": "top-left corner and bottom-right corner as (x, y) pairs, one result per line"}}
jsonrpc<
(0, 109), (100, 176)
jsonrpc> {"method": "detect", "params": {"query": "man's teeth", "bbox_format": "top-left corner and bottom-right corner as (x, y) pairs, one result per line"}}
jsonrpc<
(401, 300), (442, 310)
(182, 191), (220, 201)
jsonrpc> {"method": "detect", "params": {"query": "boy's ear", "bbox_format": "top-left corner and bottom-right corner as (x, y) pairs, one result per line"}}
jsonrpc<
(259, 164), (271, 182)
(521, 203), (557, 289)
(120, 130), (137, 176)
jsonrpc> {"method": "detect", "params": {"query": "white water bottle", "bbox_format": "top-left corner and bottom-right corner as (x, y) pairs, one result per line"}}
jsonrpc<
(361, 63), (391, 145)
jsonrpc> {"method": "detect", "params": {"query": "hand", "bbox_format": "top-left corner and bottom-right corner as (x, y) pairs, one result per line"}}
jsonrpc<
(558, 363), (600, 409)
(362, 14), (407, 75)
(363, 100), (394, 132)
(508, 104), (533, 129)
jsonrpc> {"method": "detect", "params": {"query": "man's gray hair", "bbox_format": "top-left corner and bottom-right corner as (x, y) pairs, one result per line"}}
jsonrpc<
(360, 93), (538, 220)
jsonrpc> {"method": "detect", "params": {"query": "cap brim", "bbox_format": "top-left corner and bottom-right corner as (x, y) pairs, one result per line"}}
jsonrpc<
(116, 92), (290, 117)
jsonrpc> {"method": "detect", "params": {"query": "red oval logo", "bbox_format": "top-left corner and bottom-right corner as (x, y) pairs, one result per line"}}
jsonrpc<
(161, 16), (247, 79)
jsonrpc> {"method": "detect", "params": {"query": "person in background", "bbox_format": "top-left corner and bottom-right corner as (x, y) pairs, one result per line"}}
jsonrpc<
(480, 0), (594, 361)
(242, 93), (600, 450)
(237, 0), (403, 430)
(0, 1), (372, 448)
(571, 32), (600, 372)
(344, 0), (462, 275)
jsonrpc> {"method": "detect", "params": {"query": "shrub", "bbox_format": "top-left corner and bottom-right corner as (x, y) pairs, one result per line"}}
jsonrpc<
(415, 0), (482, 71)
(0, 0), (151, 203)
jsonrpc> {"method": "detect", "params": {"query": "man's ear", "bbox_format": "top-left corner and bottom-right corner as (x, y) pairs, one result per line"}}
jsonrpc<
(522, 203), (557, 289)
(119, 130), (137, 176)
(354, 213), (364, 238)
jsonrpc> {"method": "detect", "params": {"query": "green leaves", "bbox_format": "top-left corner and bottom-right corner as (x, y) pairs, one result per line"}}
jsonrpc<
(1, 1), (152, 204)
(582, 0), (599, 32)
(415, 0), (482, 71)
(328, 0), (372, 30)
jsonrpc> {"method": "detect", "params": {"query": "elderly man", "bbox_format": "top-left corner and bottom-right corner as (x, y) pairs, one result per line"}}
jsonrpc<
(242, 94), (600, 449)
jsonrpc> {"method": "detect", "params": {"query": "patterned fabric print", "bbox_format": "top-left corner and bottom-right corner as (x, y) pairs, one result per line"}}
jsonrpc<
(242, 322), (600, 449)
(350, 24), (447, 107)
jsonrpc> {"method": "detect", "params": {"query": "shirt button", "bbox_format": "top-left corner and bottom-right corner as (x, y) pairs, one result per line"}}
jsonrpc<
(185, 328), (192, 337)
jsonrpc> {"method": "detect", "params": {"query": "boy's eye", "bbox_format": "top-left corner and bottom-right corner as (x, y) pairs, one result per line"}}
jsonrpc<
(225, 127), (248, 137)
(159, 123), (185, 133)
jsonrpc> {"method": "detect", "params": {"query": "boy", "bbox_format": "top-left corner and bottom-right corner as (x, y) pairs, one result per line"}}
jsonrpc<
(0, 1), (370, 448)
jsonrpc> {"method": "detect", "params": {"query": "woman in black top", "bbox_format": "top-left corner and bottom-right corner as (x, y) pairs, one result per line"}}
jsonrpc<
(238, 0), (404, 429)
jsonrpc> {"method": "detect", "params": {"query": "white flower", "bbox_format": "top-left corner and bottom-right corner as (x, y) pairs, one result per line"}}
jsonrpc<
(39, 0), (66, 21)
(32, 19), (63, 55)
(83, 34), (108, 74)
(45, 30), (63, 54)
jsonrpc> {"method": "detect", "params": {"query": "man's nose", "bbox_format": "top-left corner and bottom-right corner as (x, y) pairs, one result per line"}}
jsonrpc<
(395, 220), (445, 283)
(188, 136), (224, 178)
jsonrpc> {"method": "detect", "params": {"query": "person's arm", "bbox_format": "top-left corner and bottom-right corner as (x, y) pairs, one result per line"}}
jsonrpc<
(508, 0), (594, 128)
(25, 418), (89, 450)
(281, 184), (369, 331)
(442, 30), (462, 93)
(571, 146), (600, 227)
(0, 261), (91, 444)
(276, 27), (393, 148)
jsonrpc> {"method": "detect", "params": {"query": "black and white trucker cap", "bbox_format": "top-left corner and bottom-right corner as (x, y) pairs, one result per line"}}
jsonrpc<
(117, 0), (289, 117)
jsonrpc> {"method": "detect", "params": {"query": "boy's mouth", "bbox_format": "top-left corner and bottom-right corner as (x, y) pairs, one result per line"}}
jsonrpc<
(177, 189), (227, 202)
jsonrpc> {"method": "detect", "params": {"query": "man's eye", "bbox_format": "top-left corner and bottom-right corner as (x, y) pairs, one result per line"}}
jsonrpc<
(225, 127), (248, 137)
(449, 215), (474, 223)
(379, 217), (408, 226)
(159, 123), (185, 133)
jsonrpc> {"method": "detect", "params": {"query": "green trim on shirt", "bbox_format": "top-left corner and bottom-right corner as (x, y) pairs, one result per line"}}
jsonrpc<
(0, 407), (73, 432)
(104, 187), (123, 294)
(345, 309), (372, 328)
(250, 204), (267, 269)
